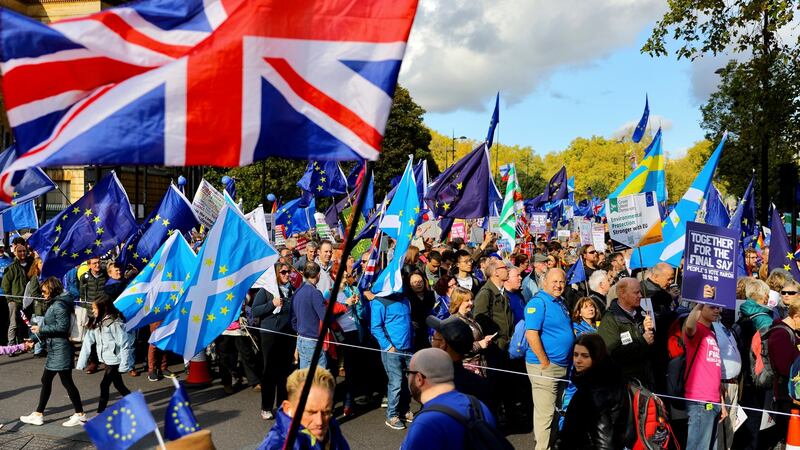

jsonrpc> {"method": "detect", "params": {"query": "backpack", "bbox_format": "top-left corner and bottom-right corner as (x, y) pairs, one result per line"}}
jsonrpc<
(789, 355), (800, 403)
(627, 380), (680, 450)
(751, 322), (795, 389)
(664, 332), (701, 405)
(508, 320), (529, 359)
(417, 394), (514, 450)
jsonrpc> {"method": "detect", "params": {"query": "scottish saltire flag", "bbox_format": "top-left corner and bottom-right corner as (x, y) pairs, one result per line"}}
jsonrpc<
(632, 133), (727, 268)
(165, 382), (201, 440)
(119, 184), (199, 270)
(704, 183), (730, 228)
(150, 205), (278, 360)
(0, 146), (55, 213)
(0, 201), (37, 234)
(566, 256), (586, 285)
(567, 176), (576, 206)
(297, 161), (348, 199)
(607, 130), (666, 202)
(486, 92), (499, 149)
(631, 94), (649, 143)
(115, 233), (197, 332)
(424, 144), (492, 219)
(84, 391), (157, 450)
(28, 172), (137, 279)
(543, 166), (568, 203)
(372, 160), (419, 296)
(498, 164), (522, 245)
(274, 197), (316, 237)
(768, 207), (800, 280)
(0, 0), (420, 203)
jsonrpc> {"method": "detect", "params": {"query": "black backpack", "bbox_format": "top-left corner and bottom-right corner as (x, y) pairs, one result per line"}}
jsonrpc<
(417, 394), (514, 450)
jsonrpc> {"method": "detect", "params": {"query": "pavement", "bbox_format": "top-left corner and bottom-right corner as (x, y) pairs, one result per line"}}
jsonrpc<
(0, 352), (535, 449)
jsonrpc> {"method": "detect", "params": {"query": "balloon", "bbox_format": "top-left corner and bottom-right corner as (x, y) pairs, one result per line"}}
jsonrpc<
(266, 193), (276, 202)
(221, 175), (231, 185)
(177, 175), (186, 186)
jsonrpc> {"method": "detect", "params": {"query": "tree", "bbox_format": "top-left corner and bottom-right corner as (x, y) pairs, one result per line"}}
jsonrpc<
(642, 0), (800, 220)
(666, 140), (714, 203)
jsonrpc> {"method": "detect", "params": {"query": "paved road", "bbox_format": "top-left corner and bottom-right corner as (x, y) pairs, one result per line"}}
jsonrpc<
(0, 353), (535, 449)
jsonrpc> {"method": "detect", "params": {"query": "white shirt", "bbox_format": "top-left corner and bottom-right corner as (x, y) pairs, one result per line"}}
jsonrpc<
(712, 321), (742, 379)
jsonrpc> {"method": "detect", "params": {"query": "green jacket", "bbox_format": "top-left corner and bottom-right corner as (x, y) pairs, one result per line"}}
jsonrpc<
(2, 258), (31, 303)
(597, 300), (653, 387)
(79, 270), (108, 303)
(473, 280), (514, 351)
(40, 293), (75, 371)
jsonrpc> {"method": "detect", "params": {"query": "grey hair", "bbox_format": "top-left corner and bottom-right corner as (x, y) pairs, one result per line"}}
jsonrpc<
(588, 270), (608, 291)
(744, 278), (769, 303)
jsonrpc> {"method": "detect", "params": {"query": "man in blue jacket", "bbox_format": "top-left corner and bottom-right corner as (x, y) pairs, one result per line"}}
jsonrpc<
(370, 291), (413, 430)
(291, 262), (327, 370)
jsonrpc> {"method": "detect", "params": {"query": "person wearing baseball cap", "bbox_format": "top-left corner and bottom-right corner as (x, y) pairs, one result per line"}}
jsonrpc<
(426, 315), (494, 413)
(401, 348), (499, 450)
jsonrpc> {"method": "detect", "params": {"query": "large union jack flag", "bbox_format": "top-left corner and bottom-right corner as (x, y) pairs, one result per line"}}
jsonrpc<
(0, 0), (418, 202)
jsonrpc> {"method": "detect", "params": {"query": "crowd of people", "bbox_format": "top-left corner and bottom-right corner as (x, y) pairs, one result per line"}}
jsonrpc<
(2, 224), (800, 450)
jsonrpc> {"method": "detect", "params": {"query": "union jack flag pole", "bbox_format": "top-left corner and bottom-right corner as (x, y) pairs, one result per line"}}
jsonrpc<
(284, 162), (374, 450)
(19, 310), (41, 343)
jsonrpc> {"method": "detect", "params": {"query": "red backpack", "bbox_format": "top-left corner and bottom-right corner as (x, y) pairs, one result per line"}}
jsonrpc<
(627, 380), (680, 450)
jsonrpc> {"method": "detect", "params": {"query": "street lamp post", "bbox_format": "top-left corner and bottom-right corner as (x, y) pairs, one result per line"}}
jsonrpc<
(451, 131), (467, 169)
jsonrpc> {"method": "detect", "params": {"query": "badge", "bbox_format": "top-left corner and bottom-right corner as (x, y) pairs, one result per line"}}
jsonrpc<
(620, 331), (633, 345)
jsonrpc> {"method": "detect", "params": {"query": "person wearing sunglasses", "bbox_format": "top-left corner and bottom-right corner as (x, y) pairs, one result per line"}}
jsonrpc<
(776, 279), (800, 320)
(252, 262), (296, 421)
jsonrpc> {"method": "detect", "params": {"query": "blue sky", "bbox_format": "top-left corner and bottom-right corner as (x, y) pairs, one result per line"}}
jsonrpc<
(399, 1), (725, 159)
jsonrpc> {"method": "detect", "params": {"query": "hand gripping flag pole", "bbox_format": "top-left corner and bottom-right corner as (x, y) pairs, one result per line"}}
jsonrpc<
(283, 161), (373, 450)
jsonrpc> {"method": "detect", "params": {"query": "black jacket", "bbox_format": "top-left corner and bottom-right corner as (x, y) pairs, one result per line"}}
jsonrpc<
(597, 300), (653, 387)
(252, 285), (295, 333)
(555, 359), (630, 450)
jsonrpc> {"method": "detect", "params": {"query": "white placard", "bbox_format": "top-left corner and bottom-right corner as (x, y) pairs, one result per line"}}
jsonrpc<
(191, 179), (225, 229)
(605, 192), (663, 248)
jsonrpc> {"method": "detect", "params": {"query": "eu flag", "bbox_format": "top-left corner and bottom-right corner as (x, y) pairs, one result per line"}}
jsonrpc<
(424, 143), (492, 219)
(0, 145), (55, 213)
(631, 94), (649, 143)
(150, 205), (278, 360)
(566, 256), (586, 285)
(486, 92), (500, 149)
(28, 172), (137, 279)
(353, 202), (384, 242)
(274, 197), (316, 237)
(115, 232), (198, 332)
(0, 200), (38, 234)
(84, 391), (157, 450)
(729, 176), (757, 275)
(768, 206), (800, 280)
(119, 184), (199, 270)
(543, 166), (568, 203)
(297, 161), (348, 200)
(165, 382), (201, 440)
(704, 183), (730, 228)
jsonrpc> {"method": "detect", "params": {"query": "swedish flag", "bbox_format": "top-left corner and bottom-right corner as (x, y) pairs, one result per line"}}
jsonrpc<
(84, 391), (157, 450)
(608, 129), (666, 202)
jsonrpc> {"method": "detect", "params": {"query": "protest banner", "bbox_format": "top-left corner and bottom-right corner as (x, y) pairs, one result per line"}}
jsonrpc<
(591, 223), (607, 252)
(681, 221), (739, 309)
(450, 221), (467, 241)
(530, 213), (547, 234)
(191, 179), (225, 229)
(557, 229), (570, 241)
(605, 191), (662, 249)
(578, 219), (592, 246)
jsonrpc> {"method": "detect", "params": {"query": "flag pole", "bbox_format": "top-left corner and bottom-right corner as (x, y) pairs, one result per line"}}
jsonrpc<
(283, 161), (373, 450)
(153, 425), (167, 450)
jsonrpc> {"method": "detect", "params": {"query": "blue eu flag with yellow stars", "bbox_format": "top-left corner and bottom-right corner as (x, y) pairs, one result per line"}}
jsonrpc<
(423, 143), (492, 219)
(28, 171), (137, 279)
(119, 184), (199, 271)
(84, 391), (157, 450)
(297, 160), (348, 202)
(165, 382), (200, 440)
(274, 197), (316, 237)
(631, 94), (649, 143)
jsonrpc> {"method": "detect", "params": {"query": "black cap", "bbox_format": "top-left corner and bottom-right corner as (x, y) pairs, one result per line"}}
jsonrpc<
(426, 315), (473, 355)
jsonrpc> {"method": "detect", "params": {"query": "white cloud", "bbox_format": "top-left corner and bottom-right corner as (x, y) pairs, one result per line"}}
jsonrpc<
(399, 0), (667, 113)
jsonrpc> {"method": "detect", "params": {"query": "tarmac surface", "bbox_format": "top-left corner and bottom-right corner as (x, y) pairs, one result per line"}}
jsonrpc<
(0, 352), (535, 449)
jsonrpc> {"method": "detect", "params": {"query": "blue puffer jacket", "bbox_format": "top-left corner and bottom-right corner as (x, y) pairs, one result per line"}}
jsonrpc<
(76, 316), (134, 372)
(257, 408), (349, 450)
(370, 294), (413, 352)
(39, 293), (75, 371)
